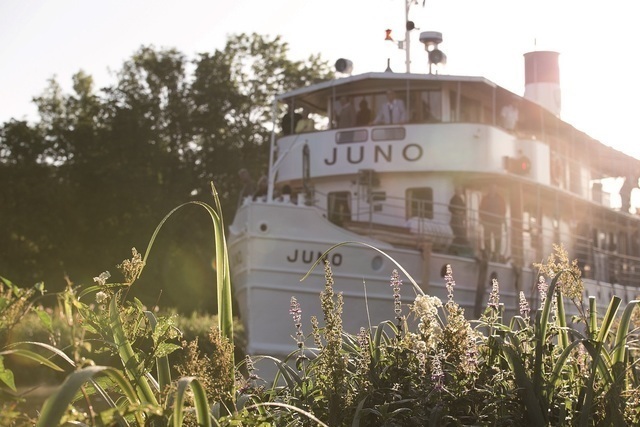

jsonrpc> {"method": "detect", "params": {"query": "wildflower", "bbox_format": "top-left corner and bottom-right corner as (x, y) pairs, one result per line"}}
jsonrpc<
(534, 244), (584, 302)
(317, 261), (350, 409)
(413, 294), (443, 318)
(411, 295), (442, 351)
(93, 271), (111, 286)
(289, 296), (305, 350)
(244, 355), (259, 382)
(95, 291), (108, 304)
(444, 264), (455, 301)
(117, 248), (145, 283)
(357, 327), (369, 350)
(487, 278), (500, 310)
(464, 331), (479, 375)
(311, 315), (322, 349)
(519, 291), (530, 322)
(431, 351), (445, 391)
(538, 275), (548, 304)
(356, 327), (371, 389)
(390, 269), (403, 327)
(416, 351), (427, 377)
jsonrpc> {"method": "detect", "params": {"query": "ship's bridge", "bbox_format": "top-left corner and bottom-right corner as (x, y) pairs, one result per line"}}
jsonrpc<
(273, 72), (637, 201)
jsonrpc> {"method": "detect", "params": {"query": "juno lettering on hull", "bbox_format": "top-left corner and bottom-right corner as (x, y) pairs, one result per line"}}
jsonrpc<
(324, 143), (423, 165)
(286, 249), (343, 266)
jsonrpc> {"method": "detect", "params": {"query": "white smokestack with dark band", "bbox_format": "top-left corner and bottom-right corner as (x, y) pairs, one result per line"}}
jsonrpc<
(523, 51), (561, 117)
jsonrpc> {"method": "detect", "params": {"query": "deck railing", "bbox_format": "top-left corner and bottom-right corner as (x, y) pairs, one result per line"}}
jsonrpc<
(307, 190), (640, 288)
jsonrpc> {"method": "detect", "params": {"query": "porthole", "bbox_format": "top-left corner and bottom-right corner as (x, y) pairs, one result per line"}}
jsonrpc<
(259, 222), (268, 233)
(371, 255), (384, 271)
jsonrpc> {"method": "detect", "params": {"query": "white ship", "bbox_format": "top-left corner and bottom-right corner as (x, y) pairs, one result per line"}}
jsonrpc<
(228, 23), (640, 361)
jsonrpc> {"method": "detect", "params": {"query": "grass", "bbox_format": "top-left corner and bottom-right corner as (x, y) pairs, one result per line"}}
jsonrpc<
(2, 188), (640, 425)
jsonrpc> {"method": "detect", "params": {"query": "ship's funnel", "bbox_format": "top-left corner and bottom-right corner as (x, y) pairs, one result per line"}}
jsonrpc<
(523, 51), (561, 117)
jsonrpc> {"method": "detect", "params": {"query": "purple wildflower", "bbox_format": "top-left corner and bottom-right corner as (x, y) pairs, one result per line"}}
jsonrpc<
(444, 265), (455, 301)
(390, 269), (403, 320)
(519, 291), (530, 322)
(487, 278), (500, 310)
(290, 296), (304, 349)
(537, 276), (548, 304)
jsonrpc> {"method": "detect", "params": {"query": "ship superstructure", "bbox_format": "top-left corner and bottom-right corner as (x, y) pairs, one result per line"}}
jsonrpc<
(228, 37), (640, 362)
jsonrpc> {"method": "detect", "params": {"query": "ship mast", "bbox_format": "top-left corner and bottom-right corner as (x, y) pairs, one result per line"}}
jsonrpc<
(404, 0), (412, 73)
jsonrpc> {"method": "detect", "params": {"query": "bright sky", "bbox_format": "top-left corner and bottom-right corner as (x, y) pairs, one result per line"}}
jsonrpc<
(1, 0), (638, 159)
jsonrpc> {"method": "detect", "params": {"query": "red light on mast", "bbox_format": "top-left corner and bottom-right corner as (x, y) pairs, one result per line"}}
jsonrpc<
(385, 29), (394, 41)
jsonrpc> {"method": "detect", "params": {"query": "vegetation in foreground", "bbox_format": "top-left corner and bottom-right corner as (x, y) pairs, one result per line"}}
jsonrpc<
(2, 196), (640, 426)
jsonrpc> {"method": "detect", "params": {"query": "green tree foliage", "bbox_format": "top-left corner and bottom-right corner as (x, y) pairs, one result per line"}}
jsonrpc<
(0, 33), (333, 312)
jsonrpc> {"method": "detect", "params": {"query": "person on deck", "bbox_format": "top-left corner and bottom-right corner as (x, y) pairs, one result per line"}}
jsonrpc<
(479, 185), (506, 261)
(448, 186), (468, 249)
(281, 102), (302, 135)
(372, 90), (406, 125)
(356, 98), (372, 126)
(337, 96), (356, 128)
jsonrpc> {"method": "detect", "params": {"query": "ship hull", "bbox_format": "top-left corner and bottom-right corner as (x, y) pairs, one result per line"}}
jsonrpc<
(228, 201), (552, 359)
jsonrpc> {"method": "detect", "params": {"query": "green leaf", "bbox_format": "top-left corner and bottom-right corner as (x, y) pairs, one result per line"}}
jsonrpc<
(0, 348), (64, 372)
(7, 340), (76, 368)
(0, 356), (16, 391)
(34, 306), (53, 333)
(155, 342), (181, 359)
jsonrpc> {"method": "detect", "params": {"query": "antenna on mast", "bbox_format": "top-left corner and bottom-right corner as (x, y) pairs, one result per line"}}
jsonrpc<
(384, 0), (422, 73)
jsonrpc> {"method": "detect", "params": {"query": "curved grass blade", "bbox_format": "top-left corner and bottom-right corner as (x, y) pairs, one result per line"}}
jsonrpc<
(246, 402), (330, 427)
(549, 339), (583, 389)
(372, 320), (397, 364)
(133, 191), (235, 402)
(171, 377), (213, 427)
(109, 293), (159, 406)
(137, 197), (234, 359)
(36, 366), (143, 427)
(612, 300), (639, 366)
(299, 241), (424, 296)
(588, 296), (597, 338)
(533, 272), (561, 394)
(5, 340), (77, 368)
(209, 182), (234, 347)
(0, 348), (65, 372)
(579, 296), (621, 427)
(556, 291), (569, 350)
(500, 339), (546, 425)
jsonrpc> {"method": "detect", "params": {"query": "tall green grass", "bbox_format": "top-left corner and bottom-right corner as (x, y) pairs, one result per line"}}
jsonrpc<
(2, 195), (640, 425)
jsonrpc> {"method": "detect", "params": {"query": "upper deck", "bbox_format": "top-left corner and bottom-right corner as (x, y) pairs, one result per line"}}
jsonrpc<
(272, 71), (639, 201)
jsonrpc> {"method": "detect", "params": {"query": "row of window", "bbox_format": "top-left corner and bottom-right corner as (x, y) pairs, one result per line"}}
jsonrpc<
(327, 187), (434, 225)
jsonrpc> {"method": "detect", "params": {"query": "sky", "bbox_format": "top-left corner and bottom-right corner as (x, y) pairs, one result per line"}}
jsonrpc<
(1, 0), (639, 159)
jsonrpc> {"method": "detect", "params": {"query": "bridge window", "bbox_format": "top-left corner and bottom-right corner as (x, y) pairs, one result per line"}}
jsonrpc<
(328, 191), (351, 226)
(336, 129), (368, 144)
(372, 127), (406, 141)
(406, 187), (433, 219)
(409, 90), (441, 123)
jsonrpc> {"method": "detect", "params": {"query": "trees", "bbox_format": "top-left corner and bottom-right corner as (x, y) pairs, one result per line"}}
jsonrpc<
(0, 33), (333, 311)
